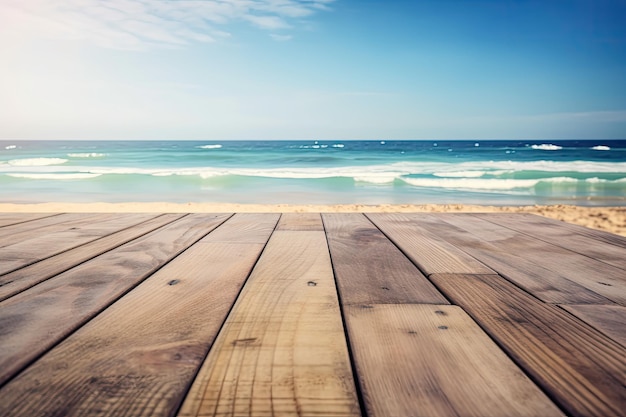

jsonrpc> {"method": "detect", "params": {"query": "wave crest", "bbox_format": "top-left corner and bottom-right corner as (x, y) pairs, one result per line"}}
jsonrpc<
(531, 144), (563, 151)
(8, 158), (68, 166)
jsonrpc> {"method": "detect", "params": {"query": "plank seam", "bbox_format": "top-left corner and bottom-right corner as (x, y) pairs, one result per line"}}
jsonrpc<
(420, 214), (618, 305)
(0, 213), (64, 229)
(555, 304), (626, 349)
(423, 273), (573, 416)
(0, 214), (187, 302)
(170, 213), (281, 417)
(321, 213), (368, 417)
(0, 213), (172, 278)
(468, 213), (626, 271)
(362, 213), (455, 306)
(0, 213), (235, 390)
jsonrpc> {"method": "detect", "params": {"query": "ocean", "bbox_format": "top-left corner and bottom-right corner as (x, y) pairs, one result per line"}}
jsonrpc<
(1, 140), (625, 206)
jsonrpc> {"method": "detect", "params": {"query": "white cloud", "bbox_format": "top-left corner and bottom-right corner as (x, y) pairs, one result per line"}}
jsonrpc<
(270, 33), (293, 41)
(0, 0), (335, 50)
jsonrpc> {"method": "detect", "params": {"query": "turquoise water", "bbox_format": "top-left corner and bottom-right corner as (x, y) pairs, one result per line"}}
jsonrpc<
(1, 140), (625, 205)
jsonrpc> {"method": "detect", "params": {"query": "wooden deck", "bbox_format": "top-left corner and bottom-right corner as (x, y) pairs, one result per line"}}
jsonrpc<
(0, 212), (624, 417)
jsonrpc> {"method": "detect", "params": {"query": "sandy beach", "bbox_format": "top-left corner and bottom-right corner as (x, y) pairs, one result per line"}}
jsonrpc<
(1, 203), (624, 237)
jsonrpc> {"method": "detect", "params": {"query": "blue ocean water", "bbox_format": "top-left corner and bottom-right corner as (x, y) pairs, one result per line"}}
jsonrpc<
(1, 140), (625, 205)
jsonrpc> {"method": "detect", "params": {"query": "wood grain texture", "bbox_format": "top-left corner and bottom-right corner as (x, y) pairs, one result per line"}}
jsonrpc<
(431, 273), (626, 417)
(276, 212), (324, 231)
(0, 213), (77, 242)
(0, 213), (160, 275)
(0, 214), (184, 302)
(402, 213), (611, 304)
(200, 213), (280, 243)
(0, 213), (59, 228)
(438, 214), (626, 305)
(0, 214), (230, 387)
(560, 304), (626, 347)
(344, 304), (563, 417)
(323, 213), (449, 305)
(178, 231), (361, 417)
(0, 213), (117, 248)
(474, 213), (626, 270)
(0, 242), (271, 416)
(367, 213), (494, 275)
(482, 212), (626, 248)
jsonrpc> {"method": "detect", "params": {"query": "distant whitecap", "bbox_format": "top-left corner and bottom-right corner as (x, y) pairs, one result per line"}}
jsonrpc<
(531, 144), (562, 151)
(197, 144), (222, 149)
(591, 145), (610, 151)
(8, 157), (68, 166)
(67, 153), (106, 158)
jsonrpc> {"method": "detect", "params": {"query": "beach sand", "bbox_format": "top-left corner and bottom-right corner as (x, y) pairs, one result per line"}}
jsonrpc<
(1, 203), (625, 237)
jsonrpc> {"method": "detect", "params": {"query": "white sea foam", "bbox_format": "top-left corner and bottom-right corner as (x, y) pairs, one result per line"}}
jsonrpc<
(531, 144), (563, 151)
(401, 176), (582, 191)
(401, 177), (541, 190)
(591, 145), (611, 151)
(433, 171), (486, 178)
(197, 144), (222, 149)
(8, 173), (101, 180)
(5, 145), (17, 150)
(332, 144), (345, 148)
(353, 175), (397, 184)
(8, 158), (68, 166)
(67, 153), (106, 158)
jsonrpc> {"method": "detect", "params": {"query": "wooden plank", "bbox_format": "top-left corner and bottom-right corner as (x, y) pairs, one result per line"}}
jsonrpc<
(430, 273), (626, 417)
(367, 213), (494, 275)
(0, 213), (231, 387)
(178, 231), (361, 417)
(560, 304), (626, 347)
(344, 304), (563, 417)
(0, 213), (129, 248)
(438, 214), (626, 305)
(0, 213), (59, 228)
(0, 220), (278, 416)
(0, 213), (78, 239)
(483, 212), (626, 248)
(323, 213), (449, 305)
(0, 214), (184, 302)
(474, 213), (626, 270)
(402, 213), (611, 304)
(200, 213), (279, 243)
(276, 212), (324, 231)
(0, 213), (163, 275)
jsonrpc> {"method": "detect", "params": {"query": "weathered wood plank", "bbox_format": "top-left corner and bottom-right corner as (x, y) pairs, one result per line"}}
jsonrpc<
(200, 213), (279, 243)
(344, 304), (563, 417)
(473, 213), (626, 270)
(276, 212), (324, 231)
(0, 213), (119, 248)
(483, 212), (626, 248)
(0, 220), (277, 416)
(402, 213), (611, 304)
(0, 213), (78, 238)
(0, 214), (184, 302)
(323, 213), (449, 305)
(367, 213), (494, 275)
(178, 231), (361, 417)
(431, 273), (626, 417)
(560, 304), (626, 347)
(438, 214), (626, 305)
(0, 214), (231, 387)
(0, 213), (60, 228)
(0, 213), (162, 275)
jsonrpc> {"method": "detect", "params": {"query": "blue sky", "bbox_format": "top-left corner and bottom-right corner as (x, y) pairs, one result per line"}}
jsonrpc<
(1, 0), (625, 140)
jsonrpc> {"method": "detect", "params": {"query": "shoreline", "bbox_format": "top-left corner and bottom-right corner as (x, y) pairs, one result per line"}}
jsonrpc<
(1, 202), (625, 236)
